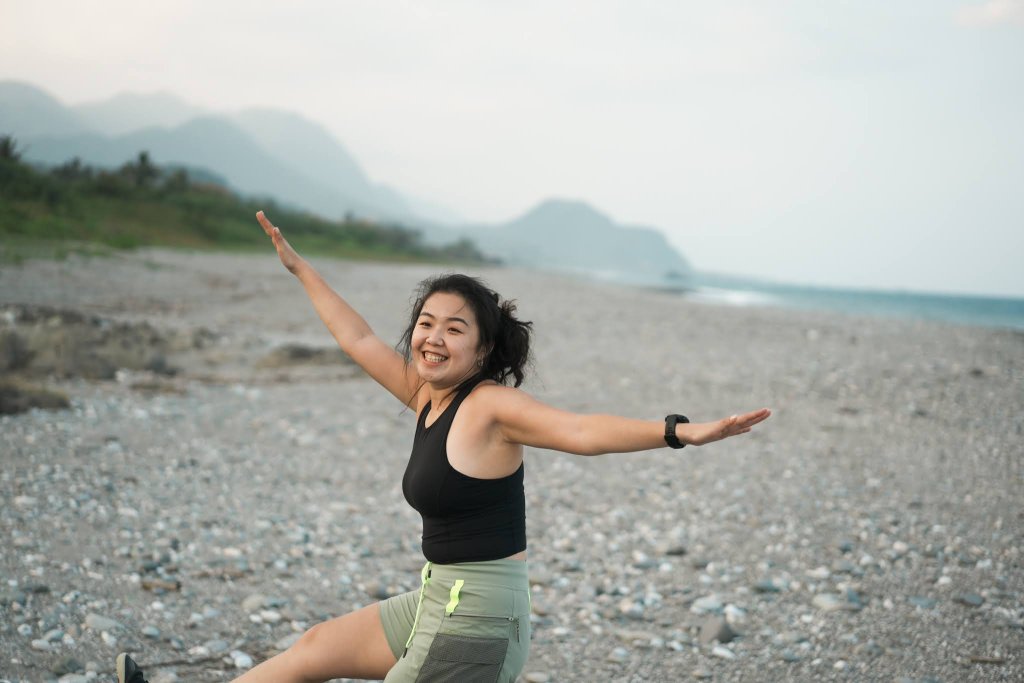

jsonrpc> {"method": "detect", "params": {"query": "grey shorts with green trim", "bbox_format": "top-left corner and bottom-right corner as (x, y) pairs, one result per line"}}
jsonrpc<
(380, 559), (531, 683)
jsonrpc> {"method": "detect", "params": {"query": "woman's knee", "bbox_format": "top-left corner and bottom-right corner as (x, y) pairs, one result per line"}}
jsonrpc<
(279, 605), (396, 681)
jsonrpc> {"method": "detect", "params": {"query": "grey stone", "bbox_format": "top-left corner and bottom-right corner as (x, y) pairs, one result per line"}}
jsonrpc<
(230, 650), (254, 669)
(242, 594), (266, 613)
(275, 632), (302, 651)
(813, 593), (862, 613)
(711, 644), (737, 660)
(955, 593), (984, 607)
(753, 579), (783, 593)
(84, 613), (121, 631)
(204, 639), (230, 654)
(699, 616), (738, 645)
(57, 675), (90, 683)
(691, 595), (724, 614)
(909, 596), (937, 609)
(51, 656), (84, 675)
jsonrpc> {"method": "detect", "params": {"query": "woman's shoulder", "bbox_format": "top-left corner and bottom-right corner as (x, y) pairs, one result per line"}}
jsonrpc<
(464, 381), (534, 416)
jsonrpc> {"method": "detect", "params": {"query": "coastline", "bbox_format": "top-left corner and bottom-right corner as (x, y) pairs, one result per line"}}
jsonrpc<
(1, 249), (1021, 682)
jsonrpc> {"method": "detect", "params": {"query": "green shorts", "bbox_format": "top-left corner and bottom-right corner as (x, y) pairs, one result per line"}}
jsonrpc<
(380, 559), (531, 683)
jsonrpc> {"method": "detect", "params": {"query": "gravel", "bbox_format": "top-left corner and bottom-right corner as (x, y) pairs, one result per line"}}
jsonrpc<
(1, 248), (1021, 682)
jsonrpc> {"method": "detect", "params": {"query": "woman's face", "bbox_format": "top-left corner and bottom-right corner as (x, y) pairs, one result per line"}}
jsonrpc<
(411, 292), (484, 387)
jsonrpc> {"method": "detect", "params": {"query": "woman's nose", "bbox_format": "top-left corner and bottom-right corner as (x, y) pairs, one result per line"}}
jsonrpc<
(427, 329), (444, 345)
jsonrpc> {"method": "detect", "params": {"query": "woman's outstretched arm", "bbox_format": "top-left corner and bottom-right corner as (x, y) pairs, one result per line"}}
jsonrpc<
(257, 211), (420, 405)
(481, 385), (770, 455)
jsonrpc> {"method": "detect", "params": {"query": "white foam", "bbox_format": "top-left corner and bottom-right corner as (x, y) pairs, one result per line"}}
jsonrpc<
(686, 287), (778, 308)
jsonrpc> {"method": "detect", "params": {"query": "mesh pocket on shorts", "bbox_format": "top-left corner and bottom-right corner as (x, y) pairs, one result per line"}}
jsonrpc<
(414, 633), (508, 683)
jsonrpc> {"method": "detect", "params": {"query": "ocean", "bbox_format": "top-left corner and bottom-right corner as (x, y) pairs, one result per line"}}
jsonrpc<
(682, 273), (1024, 331)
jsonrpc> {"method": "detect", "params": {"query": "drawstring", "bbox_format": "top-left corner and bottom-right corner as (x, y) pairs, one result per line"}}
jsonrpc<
(403, 562), (432, 655)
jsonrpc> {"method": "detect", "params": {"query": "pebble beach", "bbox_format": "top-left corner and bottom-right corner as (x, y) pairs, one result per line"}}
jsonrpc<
(1, 248), (1021, 682)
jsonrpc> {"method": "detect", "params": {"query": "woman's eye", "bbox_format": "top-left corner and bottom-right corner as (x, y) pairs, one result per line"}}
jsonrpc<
(418, 321), (430, 328)
(448, 328), (461, 334)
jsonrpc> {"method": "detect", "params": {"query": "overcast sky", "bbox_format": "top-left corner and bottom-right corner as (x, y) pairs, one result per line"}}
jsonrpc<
(3, 1), (1023, 297)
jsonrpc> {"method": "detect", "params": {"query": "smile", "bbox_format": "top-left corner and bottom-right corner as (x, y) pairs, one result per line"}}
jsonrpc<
(423, 351), (448, 363)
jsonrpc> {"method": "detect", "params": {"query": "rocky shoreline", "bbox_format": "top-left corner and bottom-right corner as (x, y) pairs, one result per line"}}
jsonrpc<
(1, 249), (1021, 682)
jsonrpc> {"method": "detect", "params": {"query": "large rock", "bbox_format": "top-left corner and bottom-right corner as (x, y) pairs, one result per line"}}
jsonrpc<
(257, 343), (353, 369)
(0, 378), (70, 414)
(0, 304), (173, 379)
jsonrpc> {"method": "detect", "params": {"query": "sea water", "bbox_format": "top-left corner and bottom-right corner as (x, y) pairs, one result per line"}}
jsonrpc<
(683, 274), (1024, 331)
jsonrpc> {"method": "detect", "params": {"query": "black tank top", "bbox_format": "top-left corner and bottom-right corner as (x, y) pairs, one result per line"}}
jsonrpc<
(402, 376), (527, 564)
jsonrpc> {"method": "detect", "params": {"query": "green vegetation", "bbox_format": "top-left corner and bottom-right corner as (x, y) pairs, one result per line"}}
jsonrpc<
(0, 136), (490, 265)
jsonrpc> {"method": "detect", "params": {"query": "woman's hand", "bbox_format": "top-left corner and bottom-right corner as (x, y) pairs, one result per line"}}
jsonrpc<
(256, 210), (304, 274)
(680, 408), (771, 446)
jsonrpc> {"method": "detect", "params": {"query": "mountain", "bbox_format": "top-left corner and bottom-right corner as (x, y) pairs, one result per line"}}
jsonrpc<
(1, 81), (694, 286)
(24, 116), (376, 216)
(228, 108), (414, 220)
(466, 199), (693, 287)
(73, 91), (209, 136)
(0, 81), (90, 138)
(0, 81), (431, 222)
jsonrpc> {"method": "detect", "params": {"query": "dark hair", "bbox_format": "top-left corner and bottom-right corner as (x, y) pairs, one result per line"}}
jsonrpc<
(398, 273), (533, 387)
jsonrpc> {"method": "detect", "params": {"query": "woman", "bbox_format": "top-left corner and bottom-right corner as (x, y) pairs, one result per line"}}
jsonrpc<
(117, 211), (770, 683)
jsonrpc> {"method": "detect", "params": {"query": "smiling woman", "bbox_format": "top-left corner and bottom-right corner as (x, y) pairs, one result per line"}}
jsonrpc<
(113, 210), (770, 683)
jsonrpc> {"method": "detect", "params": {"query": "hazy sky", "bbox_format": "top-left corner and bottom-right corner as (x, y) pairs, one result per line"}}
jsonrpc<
(3, 1), (1023, 297)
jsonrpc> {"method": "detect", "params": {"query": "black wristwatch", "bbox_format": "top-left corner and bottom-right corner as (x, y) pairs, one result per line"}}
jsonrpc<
(664, 414), (690, 449)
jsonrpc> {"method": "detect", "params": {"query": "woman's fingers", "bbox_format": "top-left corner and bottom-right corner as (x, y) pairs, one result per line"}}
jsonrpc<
(737, 408), (771, 429)
(256, 210), (276, 237)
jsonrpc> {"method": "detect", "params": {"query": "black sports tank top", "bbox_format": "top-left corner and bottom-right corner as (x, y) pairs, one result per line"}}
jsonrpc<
(402, 376), (527, 564)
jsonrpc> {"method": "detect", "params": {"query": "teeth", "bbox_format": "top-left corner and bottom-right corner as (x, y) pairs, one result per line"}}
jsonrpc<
(424, 352), (447, 363)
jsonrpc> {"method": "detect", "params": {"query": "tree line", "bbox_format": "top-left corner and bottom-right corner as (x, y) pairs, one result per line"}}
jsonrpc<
(0, 135), (490, 263)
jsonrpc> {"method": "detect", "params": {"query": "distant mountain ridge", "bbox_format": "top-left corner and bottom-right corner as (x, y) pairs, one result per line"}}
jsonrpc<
(0, 80), (693, 287)
(464, 199), (692, 286)
(73, 91), (209, 136)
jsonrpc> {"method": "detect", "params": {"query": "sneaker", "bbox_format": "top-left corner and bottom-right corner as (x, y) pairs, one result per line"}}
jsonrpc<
(116, 653), (149, 683)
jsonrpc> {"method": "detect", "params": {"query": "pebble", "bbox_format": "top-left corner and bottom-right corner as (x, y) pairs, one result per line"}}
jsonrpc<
(205, 639), (230, 654)
(699, 616), (738, 645)
(806, 566), (831, 580)
(84, 613), (121, 631)
(813, 593), (862, 613)
(1, 254), (1021, 683)
(955, 593), (985, 607)
(275, 632), (302, 650)
(242, 594), (266, 613)
(230, 650), (254, 669)
(753, 579), (783, 593)
(690, 595), (724, 615)
(52, 656), (84, 675)
(712, 644), (737, 660)
(524, 673), (551, 683)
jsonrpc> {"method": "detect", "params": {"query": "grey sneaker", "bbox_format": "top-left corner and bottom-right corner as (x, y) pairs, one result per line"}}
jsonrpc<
(116, 653), (148, 683)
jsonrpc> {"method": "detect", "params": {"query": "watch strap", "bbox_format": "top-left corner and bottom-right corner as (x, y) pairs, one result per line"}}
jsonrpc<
(664, 414), (689, 449)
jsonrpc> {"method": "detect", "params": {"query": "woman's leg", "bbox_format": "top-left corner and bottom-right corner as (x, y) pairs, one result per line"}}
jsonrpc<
(232, 602), (397, 683)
